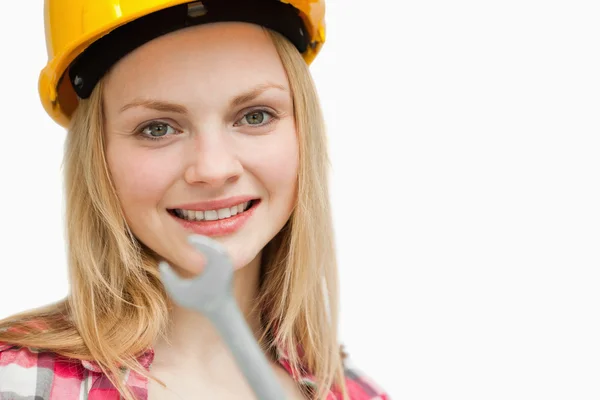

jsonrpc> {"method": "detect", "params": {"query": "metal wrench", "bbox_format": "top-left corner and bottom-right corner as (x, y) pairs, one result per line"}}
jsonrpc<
(158, 234), (287, 400)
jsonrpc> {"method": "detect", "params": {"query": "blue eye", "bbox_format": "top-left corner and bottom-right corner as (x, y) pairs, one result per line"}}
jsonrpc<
(238, 110), (275, 126)
(137, 122), (177, 140)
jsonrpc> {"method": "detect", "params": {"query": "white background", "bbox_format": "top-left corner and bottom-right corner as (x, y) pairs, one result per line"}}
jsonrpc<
(1, 1), (600, 399)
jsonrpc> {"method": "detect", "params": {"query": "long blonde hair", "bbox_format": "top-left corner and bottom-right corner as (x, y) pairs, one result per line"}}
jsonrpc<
(0, 30), (347, 400)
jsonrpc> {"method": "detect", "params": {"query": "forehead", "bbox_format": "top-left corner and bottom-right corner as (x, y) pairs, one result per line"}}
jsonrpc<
(103, 22), (289, 107)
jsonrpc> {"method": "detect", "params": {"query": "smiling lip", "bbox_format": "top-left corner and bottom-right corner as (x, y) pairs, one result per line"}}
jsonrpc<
(171, 195), (257, 211)
(168, 197), (260, 237)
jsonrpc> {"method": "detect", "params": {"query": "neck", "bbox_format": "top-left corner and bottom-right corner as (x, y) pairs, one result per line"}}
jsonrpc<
(151, 253), (263, 369)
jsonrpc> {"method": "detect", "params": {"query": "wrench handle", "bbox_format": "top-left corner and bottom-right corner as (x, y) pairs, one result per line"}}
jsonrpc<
(208, 295), (287, 400)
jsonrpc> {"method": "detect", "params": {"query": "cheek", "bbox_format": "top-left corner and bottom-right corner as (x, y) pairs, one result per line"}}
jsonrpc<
(106, 141), (180, 210)
(248, 128), (299, 198)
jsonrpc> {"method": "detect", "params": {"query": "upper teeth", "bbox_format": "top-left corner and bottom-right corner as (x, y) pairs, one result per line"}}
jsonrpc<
(175, 201), (251, 221)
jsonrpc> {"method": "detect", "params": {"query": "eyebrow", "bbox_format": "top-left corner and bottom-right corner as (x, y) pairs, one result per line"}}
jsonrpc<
(229, 83), (288, 108)
(120, 99), (188, 114)
(119, 83), (288, 114)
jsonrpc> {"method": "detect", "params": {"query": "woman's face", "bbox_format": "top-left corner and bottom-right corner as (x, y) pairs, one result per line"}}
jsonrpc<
(103, 23), (298, 274)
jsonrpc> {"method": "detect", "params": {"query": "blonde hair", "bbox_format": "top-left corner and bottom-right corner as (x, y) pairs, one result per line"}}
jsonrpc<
(0, 30), (347, 400)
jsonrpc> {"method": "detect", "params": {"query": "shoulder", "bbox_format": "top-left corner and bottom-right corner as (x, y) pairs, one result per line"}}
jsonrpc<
(0, 342), (87, 399)
(340, 354), (390, 400)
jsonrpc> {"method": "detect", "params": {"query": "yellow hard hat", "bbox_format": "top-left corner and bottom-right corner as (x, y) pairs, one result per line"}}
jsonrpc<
(39, 0), (326, 127)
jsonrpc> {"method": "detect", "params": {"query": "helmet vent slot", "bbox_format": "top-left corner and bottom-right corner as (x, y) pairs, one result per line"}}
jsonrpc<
(188, 2), (208, 18)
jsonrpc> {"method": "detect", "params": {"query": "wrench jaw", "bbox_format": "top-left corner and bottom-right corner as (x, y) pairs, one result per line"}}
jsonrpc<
(158, 235), (288, 399)
(158, 235), (235, 313)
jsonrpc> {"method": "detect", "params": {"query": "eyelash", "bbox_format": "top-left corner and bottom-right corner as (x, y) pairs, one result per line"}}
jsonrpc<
(135, 108), (279, 141)
(135, 121), (180, 141)
(234, 109), (278, 128)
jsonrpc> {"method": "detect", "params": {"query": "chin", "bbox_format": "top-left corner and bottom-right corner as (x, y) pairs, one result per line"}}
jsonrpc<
(219, 237), (266, 272)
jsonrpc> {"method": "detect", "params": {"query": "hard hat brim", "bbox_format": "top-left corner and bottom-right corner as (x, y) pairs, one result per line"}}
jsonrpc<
(69, 0), (309, 100)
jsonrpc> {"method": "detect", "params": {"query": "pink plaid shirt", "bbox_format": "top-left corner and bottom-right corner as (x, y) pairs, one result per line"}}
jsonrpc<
(0, 340), (388, 399)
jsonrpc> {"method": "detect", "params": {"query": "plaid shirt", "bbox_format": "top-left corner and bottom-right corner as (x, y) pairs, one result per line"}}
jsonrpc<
(0, 340), (388, 399)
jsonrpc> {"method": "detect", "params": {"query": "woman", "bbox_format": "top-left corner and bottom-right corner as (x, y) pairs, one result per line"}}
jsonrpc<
(0, 0), (388, 399)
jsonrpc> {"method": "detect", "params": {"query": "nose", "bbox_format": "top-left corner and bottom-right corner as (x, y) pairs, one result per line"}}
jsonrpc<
(183, 129), (243, 187)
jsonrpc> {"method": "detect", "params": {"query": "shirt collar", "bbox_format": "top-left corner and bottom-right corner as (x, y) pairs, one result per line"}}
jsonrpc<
(80, 340), (317, 389)
(81, 347), (155, 373)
